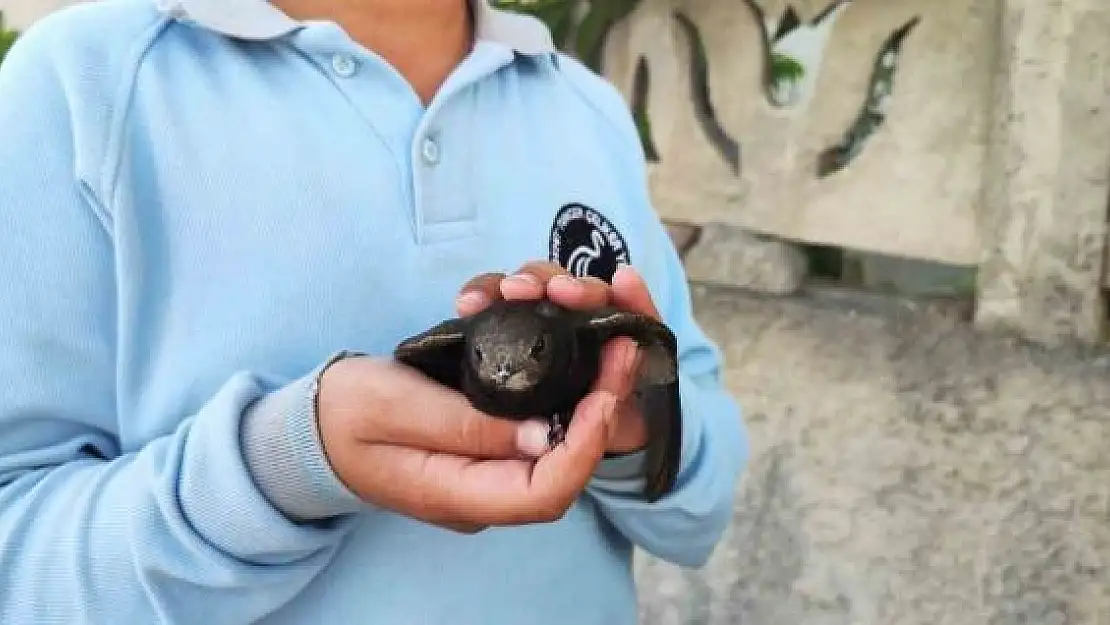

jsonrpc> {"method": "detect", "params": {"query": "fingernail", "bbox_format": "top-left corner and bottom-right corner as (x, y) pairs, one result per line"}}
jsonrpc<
(516, 420), (551, 457)
(507, 273), (541, 286)
(456, 291), (487, 311)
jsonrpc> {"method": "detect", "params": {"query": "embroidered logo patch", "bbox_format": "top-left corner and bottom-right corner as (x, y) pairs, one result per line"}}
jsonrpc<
(549, 203), (630, 283)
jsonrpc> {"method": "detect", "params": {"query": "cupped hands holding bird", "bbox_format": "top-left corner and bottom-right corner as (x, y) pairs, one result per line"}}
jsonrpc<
(315, 260), (656, 534)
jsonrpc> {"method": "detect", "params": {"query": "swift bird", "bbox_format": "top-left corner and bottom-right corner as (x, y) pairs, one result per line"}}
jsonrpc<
(394, 298), (683, 502)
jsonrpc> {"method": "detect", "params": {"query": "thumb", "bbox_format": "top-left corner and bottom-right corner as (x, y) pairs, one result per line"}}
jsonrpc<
(530, 390), (617, 494)
(568, 390), (619, 450)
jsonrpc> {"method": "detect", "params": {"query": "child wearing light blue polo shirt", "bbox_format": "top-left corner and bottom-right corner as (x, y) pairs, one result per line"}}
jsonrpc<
(0, 0), (748, 623)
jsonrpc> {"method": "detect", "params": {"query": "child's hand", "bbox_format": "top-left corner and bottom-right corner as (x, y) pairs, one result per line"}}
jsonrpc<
(316, 352), (621, 534)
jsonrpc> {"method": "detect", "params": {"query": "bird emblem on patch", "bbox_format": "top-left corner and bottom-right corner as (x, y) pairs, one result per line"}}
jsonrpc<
(548, 203), (630, 283)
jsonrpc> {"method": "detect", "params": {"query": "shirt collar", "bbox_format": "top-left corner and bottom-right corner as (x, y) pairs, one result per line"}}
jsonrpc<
(153, 0), (555, 55)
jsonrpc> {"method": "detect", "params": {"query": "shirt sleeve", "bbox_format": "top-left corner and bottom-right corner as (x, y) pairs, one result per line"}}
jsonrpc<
(584, 211), (749, 568)
(0, 23), (360, 624)
(564, 56), (750, 569)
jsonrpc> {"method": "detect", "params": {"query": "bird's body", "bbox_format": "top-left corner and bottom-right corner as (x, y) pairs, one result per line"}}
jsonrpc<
(394, 298), (683, 501)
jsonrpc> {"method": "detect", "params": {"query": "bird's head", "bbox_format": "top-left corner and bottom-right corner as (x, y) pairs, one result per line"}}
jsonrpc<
(466, 300), (569, 391)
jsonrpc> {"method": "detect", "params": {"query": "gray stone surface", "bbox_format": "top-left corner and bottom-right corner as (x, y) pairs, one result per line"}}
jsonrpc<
(682, 223), (809, 294)
(975, 0), (1110, 348)
(635, 282), (1110, 624)
(663, 219), (703, 259)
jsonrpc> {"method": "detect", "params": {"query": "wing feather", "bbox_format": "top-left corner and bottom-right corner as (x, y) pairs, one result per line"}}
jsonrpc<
(582, 307), (682, 501)
(584, 308), (679, 385)
(393, 318), (469, 391)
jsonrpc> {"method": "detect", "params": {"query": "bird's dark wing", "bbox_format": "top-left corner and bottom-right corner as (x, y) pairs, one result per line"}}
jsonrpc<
(393, 317), (469, 391)
(580, 307), (682, 502)
(581, 308), (679, 385)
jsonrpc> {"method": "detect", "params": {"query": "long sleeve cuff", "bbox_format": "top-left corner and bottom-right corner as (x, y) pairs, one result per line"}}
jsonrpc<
(584, 370), (746, 568)
(240, 351), (365, 523)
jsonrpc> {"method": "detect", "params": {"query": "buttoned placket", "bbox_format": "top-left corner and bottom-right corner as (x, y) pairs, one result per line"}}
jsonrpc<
(290, 24), (424, 156)
(287, 25), (527, 246)
(405, 42), (524, 245)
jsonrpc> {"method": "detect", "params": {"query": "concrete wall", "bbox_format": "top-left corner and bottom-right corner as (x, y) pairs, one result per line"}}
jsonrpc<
(636, 282), (1110, 625)
(603, 0), (994, 267)
(974, 0), (1110, 348)
(601, 0), (1110, 350)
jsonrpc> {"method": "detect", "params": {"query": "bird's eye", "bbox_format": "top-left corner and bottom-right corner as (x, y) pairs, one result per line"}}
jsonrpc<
(472, 345), (484, 361)
(529, 336), (546, 358)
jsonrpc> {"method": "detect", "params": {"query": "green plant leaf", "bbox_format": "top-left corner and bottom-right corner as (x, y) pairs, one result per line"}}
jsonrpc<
(0, 11), (18, 64)
(769, 52), (805, 82)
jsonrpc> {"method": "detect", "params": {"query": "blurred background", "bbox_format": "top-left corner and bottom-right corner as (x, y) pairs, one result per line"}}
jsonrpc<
(4, 0), (1110, 622)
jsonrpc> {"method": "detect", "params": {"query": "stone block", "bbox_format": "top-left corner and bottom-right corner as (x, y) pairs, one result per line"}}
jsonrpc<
(662, 219), (702, 259)
(682, 222), (808, 294)
(974, 0), (1110, 347)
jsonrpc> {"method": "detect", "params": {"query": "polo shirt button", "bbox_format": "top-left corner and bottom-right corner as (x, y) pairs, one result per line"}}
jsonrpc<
(331, 53), (357, 77)
(420, 135), (440, 166)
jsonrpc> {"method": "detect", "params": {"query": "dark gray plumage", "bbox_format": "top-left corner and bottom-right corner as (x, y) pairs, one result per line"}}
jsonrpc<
(393, 298), (682, 502)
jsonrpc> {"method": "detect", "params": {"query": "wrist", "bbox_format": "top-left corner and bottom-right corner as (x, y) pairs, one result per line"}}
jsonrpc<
(240, 350), (366, 523)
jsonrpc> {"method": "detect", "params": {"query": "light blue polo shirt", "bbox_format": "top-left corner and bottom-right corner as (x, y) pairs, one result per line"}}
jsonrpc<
(0, 0), (748, 623)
